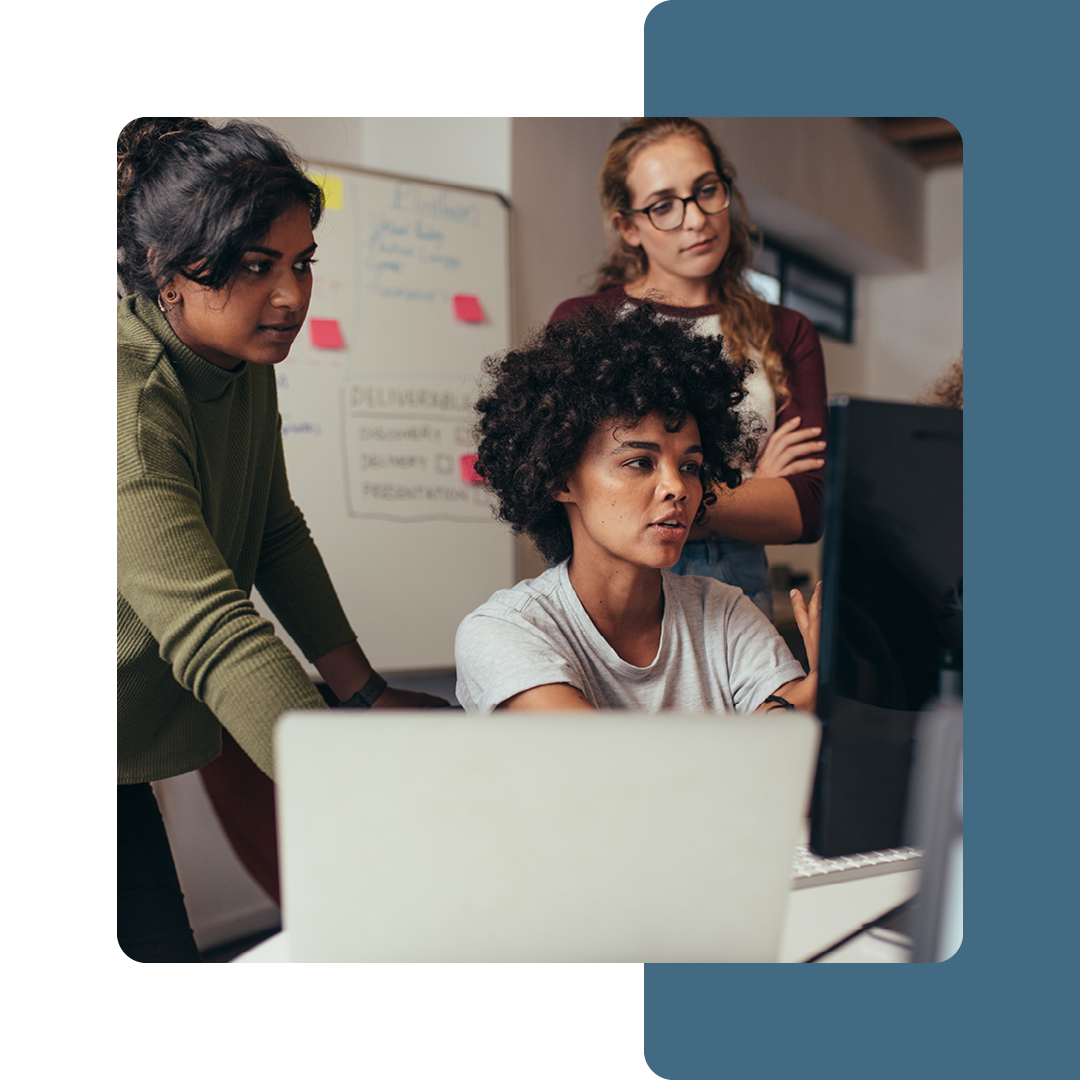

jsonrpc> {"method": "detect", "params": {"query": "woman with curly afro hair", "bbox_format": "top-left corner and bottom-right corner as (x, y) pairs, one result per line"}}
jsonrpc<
(455, 304), (821, 715)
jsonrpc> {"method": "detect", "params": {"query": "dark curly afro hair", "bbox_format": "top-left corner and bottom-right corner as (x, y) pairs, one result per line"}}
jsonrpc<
(474, 303), (763, 565)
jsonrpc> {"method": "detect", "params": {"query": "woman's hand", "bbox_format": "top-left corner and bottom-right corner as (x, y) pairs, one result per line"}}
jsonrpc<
(759, 582), (823, 715)
(313, 642), (450, 708)
(753, 417), (826, 480)
(790, 580), (823, 674)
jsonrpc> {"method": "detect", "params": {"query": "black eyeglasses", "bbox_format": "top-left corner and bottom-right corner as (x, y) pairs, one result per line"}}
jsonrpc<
(625, 181), (731, 231)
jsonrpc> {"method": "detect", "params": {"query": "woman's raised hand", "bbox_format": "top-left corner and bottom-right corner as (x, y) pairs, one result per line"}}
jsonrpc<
(790, 580), (823, 674)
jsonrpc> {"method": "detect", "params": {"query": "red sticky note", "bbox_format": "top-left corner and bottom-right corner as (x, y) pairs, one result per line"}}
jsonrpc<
(309, 318), (345, 348)
(453, 295), (485, 323)
(460, 454), (482, 485)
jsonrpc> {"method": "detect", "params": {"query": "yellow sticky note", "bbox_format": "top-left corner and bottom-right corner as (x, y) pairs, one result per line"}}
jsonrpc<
(310, 172), (343, 211)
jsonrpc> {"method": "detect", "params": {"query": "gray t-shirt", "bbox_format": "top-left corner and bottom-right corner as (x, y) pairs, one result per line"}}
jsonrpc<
(455, 562), (806, 714)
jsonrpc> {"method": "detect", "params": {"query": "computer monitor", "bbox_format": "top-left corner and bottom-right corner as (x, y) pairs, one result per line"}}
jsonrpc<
(810, 397), (962, 857)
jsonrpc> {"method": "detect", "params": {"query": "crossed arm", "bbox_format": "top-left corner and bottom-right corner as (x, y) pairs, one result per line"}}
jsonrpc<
(691, 416), (826, 544)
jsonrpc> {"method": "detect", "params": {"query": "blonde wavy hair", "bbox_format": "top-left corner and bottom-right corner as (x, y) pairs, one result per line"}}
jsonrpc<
(595, 117), (788, 408)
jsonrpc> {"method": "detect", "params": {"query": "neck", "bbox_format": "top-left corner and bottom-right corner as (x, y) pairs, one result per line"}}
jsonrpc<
(566, 559), (665, 666)
(165, 308), (243, 371)
(624, 272), (715, 309)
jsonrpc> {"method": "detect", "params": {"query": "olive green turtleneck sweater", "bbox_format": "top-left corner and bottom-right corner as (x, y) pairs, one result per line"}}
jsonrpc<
(117, 295), (355, 783)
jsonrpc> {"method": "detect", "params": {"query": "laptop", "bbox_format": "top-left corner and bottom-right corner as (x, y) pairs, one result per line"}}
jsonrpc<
(274, 708), (820, 962)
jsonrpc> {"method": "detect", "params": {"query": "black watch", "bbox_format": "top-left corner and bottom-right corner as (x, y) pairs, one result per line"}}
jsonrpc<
(764, 694), (795, 711)
(338, 672), (387, 709)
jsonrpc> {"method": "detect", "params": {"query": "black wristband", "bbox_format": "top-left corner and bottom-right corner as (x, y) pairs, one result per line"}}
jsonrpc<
(338, 671), (388, 709)
(764, 694), (795, 712)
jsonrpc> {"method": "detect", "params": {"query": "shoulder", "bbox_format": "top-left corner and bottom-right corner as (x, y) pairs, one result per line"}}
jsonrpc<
(117, 295), (187, 402)
(663, 571), (748, 617)
(664, 573), (786, 653)
(455, 565), (589, 712)
(664, 571), (790, 658)
(548, 288), (627, 324)
(117, 298), (204, 483)
(118, 300), (185, 423)
(458, 566), (564, 634)
(769, 304), (821, 356)
(456, 566), (585, 662)
(663, 569), (743, 600)
(118, 296), (166, 372)
(455, 566), (577, 687)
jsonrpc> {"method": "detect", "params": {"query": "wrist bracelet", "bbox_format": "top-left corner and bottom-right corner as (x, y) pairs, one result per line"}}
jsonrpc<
(338, 671), (388, 709)
(764, 694), (795, 712)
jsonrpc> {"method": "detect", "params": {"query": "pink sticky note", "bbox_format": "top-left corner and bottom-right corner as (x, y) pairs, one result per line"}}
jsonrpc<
(309, 318), (345, 348)
(453, 295), (485, 323)
(460, 454), (482, 485)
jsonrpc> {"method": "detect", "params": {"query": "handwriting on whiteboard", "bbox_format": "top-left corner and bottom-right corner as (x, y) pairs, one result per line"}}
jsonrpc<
(361, 184), (482, 305)
(341, 382), (495, 523)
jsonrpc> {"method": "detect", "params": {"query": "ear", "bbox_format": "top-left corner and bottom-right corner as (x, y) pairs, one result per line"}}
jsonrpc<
(613, 212), (642, 249)
(551, 479), (574, 503)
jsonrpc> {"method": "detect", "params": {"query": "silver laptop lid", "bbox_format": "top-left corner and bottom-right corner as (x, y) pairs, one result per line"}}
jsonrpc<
(275, 709), (820, 962)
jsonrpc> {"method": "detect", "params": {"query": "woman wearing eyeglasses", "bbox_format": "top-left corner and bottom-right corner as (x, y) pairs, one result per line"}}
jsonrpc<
(550, 117), (828, 618)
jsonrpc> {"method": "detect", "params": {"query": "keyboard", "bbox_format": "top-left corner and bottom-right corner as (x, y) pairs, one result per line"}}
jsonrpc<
(790, 844), (922, 889)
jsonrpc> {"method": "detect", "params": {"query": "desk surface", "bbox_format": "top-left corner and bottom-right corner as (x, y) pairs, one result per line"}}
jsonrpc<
(777, 868), (918, 962)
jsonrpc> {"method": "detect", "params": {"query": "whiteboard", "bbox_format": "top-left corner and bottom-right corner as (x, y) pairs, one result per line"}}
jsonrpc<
(255, 164), (514, 673)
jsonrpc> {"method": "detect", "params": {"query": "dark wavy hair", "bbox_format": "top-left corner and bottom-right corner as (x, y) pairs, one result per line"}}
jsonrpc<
(474, 303), (762, 565)
(117, 117), (324, 299)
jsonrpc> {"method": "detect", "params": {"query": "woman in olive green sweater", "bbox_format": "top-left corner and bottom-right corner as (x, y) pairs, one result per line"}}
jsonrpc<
(117, 118), (444, 961)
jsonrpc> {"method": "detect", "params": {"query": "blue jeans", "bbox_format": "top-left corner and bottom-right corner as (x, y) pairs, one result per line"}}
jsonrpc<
(671, 536), (773, 619)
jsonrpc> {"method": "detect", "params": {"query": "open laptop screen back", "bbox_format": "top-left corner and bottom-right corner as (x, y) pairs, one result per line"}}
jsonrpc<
(812, 398), (962, 857)
(275, 709), (819, 962)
